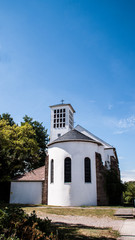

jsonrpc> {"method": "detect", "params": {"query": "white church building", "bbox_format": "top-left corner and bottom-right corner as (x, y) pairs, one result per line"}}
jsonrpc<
(10, 103), (120, 206)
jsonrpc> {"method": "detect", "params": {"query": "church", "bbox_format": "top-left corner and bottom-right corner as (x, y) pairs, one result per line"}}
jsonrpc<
(10, 103), (120, 206)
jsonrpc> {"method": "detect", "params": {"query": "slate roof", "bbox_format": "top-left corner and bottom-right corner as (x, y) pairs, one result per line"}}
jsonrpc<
(48, 129), (102, 146)
(12, 166), (45, 182)
(75, 125), (113, 149)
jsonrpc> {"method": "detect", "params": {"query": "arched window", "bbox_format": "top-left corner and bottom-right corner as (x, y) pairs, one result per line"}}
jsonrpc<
(84, 157), (91, 183)
(64, 157), (71, 183)
(50, 159), (54, 183)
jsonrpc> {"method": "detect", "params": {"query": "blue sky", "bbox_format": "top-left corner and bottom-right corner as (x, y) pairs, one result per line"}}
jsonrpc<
(0, 0), (135, 181)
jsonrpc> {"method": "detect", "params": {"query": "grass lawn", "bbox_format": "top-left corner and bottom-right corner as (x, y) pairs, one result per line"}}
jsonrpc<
(23, 206), (118, 219)
(54, 223), (119, 239)
(0, 204), (121, 239)
(21, 206), (120, 239)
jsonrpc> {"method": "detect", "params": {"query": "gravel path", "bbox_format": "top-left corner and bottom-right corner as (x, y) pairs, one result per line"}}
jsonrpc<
(37, 212), (124, 231)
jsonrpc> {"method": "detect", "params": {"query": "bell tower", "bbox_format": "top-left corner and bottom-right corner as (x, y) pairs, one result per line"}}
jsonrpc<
(49, 103), (75, 142)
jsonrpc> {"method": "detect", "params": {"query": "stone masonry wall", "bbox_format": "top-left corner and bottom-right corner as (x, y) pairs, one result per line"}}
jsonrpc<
(110, 154), (120, 179)
(42, 154), (48, 204)
(96, 152), (109, 206)
(96, 150), (121, 206)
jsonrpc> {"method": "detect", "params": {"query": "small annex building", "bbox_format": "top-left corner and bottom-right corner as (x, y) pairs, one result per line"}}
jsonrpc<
(10, 166), (46, 204)
(10, 103), (120, 206)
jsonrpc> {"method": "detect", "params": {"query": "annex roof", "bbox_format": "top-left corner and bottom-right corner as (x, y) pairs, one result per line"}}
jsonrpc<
(75, 125), (113, 149)
(49, 103), (75, 113)
(48, 129), (102, 146)
(12, 166), (45, 182)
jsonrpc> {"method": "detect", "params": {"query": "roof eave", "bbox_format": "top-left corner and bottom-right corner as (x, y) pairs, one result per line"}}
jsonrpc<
(104, 147), (114, 150)
(48, 139), (102, 147)
(49, 103), (75, 113)
(11, 180), (45, 182)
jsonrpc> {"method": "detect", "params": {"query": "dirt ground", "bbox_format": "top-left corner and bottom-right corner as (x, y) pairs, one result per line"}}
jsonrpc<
(37, 212), (124, 231)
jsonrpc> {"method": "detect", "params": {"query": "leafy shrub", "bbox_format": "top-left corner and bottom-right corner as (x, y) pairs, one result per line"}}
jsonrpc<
(123, 181), (135, 205)
(0, 207), (58, 240)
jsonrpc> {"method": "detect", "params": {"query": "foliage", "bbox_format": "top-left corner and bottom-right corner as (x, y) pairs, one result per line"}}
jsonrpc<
(21, 115), (49, 168)
(0, 206), (119, 240)
(0, 119), (40, 181)
(0, 207), (57, 240)
(0, 113), (15, 126)
(123, 181), (135, 205)
(106, 169), (124, 205)
(0, 113), (48, 181)
(0, 182), (10, 202)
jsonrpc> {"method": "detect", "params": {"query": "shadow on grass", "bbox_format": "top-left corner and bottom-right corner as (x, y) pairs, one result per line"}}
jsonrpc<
(53, 222), (118, 240)
(0, 203), (42, 209)
(0, 204), (119, 239)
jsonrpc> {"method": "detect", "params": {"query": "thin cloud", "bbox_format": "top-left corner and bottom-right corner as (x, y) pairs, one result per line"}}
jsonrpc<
(117, 101), (125, 105)
(105, 115), (135, 135)
(113, 115), (135, 135)
(113, 130), (128, 135)
(118, 116), (135, 129)
(108, 104), (113, 110)
(89, 100), (96, 103)
(121, 170), (135, 182)
(118, 156), (125, 160)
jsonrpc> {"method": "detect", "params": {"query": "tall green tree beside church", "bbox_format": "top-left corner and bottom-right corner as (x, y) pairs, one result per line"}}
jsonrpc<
(22, 115), (49, 168)
(0, 113), (15, 126)
(0, 119), (40, 181)
(0, 114), (48, 181)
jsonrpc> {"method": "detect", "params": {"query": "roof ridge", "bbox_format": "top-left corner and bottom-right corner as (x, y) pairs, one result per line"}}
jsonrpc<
(75, 124), (113, 148)
(48, 128), (102, 146)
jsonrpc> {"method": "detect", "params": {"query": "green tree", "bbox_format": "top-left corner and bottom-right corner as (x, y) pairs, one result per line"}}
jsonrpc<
(0, 113), (15, 126)
(123, 181), (135, 205)
(0, 119), (40, 181)
(22, 115), (49, 168)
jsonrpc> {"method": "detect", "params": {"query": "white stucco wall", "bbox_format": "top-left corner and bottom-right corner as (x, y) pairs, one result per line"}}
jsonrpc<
(48, 141), (105, 206)
(50, 105), (74, 142)
(104, 148), (114, 160)
(104, 148), (115, 168)
(10, 182), (42, 204)
(75, 125), (115, 166)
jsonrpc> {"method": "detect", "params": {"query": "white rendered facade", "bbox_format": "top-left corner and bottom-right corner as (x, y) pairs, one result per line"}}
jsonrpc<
(50, 104), (75, 142)
(10, 182), (42, 204)
(75, 125), (115, 168)
(48, 141), (104, 206)
(9, 103), (120, 206)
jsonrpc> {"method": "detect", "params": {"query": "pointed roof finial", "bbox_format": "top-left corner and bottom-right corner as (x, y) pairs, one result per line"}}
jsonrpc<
(61, 99), (64, 104)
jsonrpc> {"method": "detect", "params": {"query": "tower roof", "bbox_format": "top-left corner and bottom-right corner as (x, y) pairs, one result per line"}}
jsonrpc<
(48, 129), (102, 146)
(49, 103), (75, 113)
